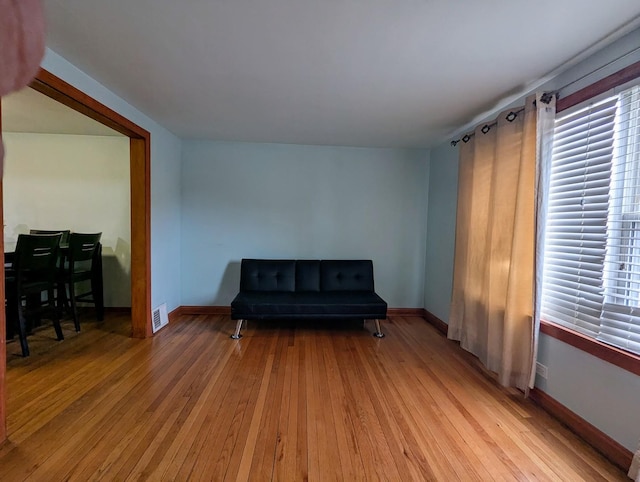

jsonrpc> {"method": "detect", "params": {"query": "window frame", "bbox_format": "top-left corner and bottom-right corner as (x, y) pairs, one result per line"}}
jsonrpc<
(541, 59), (640, 375)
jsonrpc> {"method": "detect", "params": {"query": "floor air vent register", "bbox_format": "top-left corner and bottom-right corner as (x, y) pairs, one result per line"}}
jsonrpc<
(152, 303), (169, 333)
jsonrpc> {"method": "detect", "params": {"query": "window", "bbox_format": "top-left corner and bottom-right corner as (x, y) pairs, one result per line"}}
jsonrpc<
(541, 84), (640, 356)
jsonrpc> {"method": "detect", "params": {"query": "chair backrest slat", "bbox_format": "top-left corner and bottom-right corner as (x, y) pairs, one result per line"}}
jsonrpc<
(30, 229), (71, 244)
(69, 233), (102, 264)
(15, 233), (62, 276)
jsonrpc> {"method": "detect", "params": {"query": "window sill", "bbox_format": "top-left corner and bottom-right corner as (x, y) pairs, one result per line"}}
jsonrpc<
(540, 320), (640, 376)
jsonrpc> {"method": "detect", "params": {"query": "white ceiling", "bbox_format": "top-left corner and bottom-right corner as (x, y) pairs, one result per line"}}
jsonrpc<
(43, 0), (640, 148)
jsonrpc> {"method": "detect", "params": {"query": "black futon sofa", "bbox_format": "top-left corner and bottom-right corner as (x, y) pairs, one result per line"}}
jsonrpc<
(230, 259), (387, 339)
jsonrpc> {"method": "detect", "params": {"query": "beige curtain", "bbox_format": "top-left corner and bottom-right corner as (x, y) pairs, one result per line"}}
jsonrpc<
(448, 95), (539, 390)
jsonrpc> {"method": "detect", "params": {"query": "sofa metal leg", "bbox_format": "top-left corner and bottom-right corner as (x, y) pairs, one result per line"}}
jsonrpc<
(231, 319), (244, 339)
(373, 319), (385, 338)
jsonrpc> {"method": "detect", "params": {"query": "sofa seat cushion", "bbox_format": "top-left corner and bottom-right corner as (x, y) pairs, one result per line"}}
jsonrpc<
(231, 291), (387, 320)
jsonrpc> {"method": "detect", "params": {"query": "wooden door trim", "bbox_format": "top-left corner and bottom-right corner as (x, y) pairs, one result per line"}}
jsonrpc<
(27, 68), (152, 338)
(0, 68), (152, 442)
(0, 101), (5, 443)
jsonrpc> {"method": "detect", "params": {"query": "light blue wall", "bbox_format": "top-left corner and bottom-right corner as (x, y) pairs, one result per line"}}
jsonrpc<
(535, 335), (640, 451)
(423, 143), (458, 321)
(41, 49), (183, 313)
(148, 134), (182, 312)
(181, 141), (429, 308)
(424, 28), (640, 451)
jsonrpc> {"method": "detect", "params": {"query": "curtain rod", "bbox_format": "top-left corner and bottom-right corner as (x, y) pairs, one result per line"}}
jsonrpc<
(450, 105), (528, 146)
(557, 45), (640, 96)
(450, 45), (640, 148)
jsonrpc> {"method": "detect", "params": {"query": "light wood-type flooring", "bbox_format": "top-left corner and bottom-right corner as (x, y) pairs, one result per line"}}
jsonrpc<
(0, 313), (628, 481)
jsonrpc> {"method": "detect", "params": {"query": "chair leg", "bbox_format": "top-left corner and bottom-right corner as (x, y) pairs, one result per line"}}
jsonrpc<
(231, 319), (244, 339)
(48, 287), (65, 341)
(6, 293), (18, 340)
(25, 293), (40, 332)
(16, 304), (30, 357)
(56, 280), (69, 317)
(52, 317), (64, 341)
(69, 281), (80, 332)
(373, 319), (385, 338)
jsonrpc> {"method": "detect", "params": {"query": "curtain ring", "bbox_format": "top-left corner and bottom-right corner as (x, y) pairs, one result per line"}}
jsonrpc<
(540, 92), (555, 104)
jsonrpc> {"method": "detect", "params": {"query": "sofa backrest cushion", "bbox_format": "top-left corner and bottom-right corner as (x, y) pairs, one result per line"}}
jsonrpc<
(240, 259), (295, 292)
(320, 260), (374, 292)
(295, 260), (321, 292)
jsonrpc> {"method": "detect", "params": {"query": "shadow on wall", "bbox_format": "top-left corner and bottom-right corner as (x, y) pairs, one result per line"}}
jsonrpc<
(5, 223), (29, 242)
(101, 237), (131, 307)
(212, 260), (241, 305)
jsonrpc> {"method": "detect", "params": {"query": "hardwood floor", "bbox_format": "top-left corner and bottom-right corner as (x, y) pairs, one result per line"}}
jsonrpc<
(0, 314), (628, 481)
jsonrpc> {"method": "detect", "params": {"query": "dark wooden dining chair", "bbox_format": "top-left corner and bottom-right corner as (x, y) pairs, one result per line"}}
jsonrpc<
(29, 229), (71, 244)
(5, 233), (64, 357)
(58, 232), (103, 332)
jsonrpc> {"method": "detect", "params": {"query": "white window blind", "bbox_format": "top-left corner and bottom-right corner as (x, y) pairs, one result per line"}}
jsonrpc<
(541, 97), (616, 337)
(600, 86), (640, 354)
(540, 85), (640, 356)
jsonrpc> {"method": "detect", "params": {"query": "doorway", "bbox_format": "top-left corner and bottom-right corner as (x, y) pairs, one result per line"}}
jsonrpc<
(0, 68), (151, 442)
